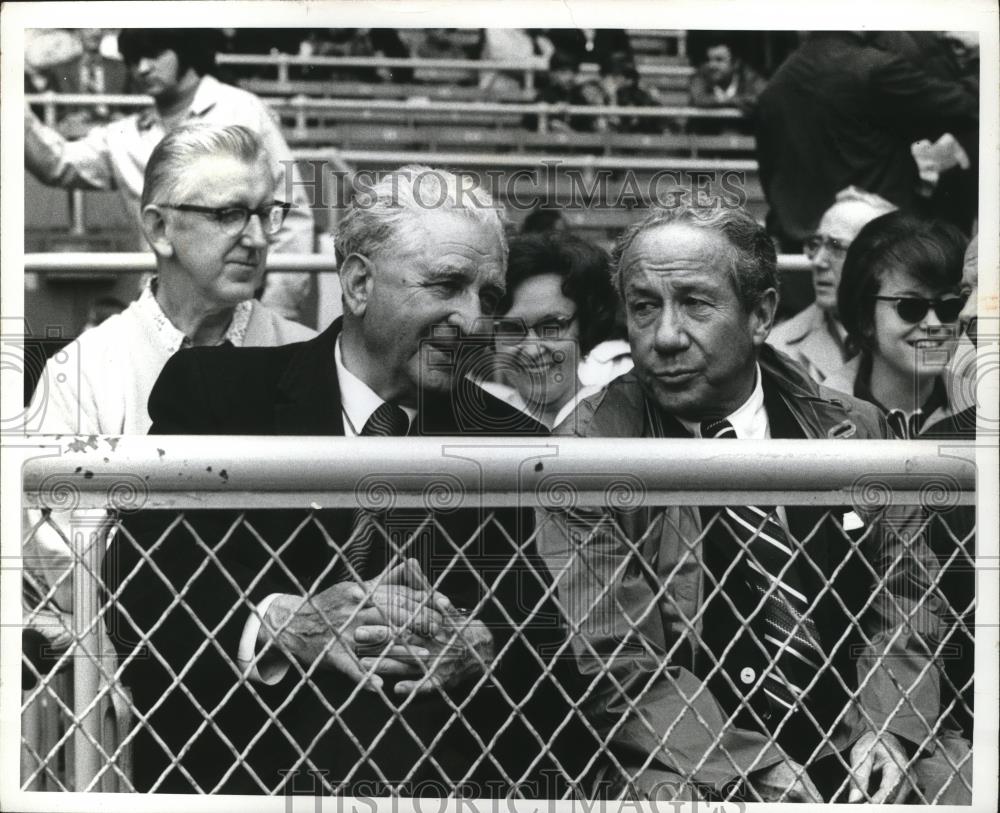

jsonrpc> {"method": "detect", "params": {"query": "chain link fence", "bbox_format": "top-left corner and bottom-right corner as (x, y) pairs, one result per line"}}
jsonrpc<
(20, 436), (977, 802)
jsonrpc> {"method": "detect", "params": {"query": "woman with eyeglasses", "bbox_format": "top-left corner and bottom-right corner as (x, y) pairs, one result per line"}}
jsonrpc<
(825, 210), (972, 439)
(481, 231), (633, 429)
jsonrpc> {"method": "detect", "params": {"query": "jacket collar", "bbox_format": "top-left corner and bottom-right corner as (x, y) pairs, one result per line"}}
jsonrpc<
(274, 318), (345, 435)
(758, 344), (859, 438)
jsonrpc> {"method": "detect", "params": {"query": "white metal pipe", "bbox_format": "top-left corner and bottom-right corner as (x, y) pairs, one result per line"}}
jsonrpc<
(26, 93), (742, 120)
(22, 436), (975, 510)
(317, 149), (757, 171)
(72, 526), (103, 791)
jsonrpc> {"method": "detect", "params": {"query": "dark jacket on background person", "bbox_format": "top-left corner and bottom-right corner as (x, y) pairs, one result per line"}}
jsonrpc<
(537, 344), (943, 794)
(104, 319), (594, 795)
(756, 32), (979, 248)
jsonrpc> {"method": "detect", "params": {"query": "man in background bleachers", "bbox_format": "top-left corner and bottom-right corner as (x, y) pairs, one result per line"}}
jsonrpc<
(688, 35), (766, 126)
(768, 188), (896, 383)
(24, 28), (315, 322)
(23, 124), (314, 678)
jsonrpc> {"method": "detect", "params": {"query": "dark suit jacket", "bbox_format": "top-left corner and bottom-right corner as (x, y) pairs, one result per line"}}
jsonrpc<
(105, 319), (595, 795)
(756, 32), (979, 247)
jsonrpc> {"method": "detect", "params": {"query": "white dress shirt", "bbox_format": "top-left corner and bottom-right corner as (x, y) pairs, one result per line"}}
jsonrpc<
(674, 364), (771, 441)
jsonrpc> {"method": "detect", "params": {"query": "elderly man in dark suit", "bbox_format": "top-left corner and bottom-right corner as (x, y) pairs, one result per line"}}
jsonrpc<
(536, 203), (950, 803)
(104, 165), (591, 795)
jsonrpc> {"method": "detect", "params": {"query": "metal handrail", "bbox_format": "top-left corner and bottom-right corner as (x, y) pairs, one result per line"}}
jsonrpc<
(22, 436), (975, 510)
(214, 52), (694, 78)
(326, 148), (755, 170)
(25, 92), (741, 120)
(23, 253), (815, 274)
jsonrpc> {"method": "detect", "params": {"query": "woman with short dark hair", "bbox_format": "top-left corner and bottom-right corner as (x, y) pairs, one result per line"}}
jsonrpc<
(826, 210), (971, 438)
(484, 231), (632, 429)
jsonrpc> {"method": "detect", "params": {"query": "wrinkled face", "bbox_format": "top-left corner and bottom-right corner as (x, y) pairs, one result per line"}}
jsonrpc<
(359, 211), (505, 404)
(705, 45), (735, 86)
(495, 273), (580, 414)
(872, 265), (963, 383)
(159, 155), (273, 309)
(810, 201), (882, 312)
(129, 48), (183, 98)
(622, 224), (772, 420)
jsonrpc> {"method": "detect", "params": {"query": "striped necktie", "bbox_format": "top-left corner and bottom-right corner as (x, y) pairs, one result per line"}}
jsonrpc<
(701, 417), (825, 713)
(337, 402), (410, 582)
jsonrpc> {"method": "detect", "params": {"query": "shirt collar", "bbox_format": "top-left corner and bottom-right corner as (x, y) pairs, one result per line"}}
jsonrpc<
(138, 276), (253, 352)
(334, 337), (416, 437)
(136, 75), (217, 131)
(188, 74), (220, 117)
(854, 352), (950, 437)
(675, 363), (770, 439)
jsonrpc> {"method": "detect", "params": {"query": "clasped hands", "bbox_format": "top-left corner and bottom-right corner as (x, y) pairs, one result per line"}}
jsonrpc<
(750, 731), (910, 803)
(260, 558), (493, 695)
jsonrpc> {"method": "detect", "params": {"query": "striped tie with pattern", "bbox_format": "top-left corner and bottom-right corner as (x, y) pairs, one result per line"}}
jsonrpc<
(701, 417), (825, 713)
(337, 402), (410, 582)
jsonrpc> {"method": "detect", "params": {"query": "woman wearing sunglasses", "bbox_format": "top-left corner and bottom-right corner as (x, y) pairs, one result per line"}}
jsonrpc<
(827, 212), (976, 802)
(825, 210), (971, 439)
(481, 231), (633, 429)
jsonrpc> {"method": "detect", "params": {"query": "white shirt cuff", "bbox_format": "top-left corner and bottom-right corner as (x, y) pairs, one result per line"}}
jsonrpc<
(238, 593), (291, 685)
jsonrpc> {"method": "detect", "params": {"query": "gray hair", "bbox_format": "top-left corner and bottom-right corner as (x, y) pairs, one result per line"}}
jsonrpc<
(611, 203), (778, 310)
(334, 165), (508, 266)
(141, 124), (269, 208)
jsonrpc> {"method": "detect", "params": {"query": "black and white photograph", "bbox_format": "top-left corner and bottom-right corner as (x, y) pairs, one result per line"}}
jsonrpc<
(1, 1), (997, 810)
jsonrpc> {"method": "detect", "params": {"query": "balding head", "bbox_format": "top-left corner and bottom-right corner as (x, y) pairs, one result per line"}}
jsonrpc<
(807, 192), (897, 313)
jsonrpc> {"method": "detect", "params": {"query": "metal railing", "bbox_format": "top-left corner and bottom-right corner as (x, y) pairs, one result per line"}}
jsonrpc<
(20, 436), (977, 800)
(26, 92), (743, 125)
(213, 53), (694, 90)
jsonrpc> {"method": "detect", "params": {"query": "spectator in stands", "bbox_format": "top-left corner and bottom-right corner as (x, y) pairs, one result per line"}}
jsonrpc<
(601, 53), (662, 135)
(24, 28), (128, 131)
(537, 203), (947, 802)
(688, 37), (766, 117)
(872, 31), (979, 236)
(824, 211), (975, 804)
(104, 165), (590, 794)
(476, 28), (552, 98)
(532, 50), (609, 133)
(23, 124), (315, 690)
(825, 211), (972, 438)
(756, 31), (978, 253)
(24, 28), (315, 322)
(768, 188), (896, 383)
(482, 232), (632, 429)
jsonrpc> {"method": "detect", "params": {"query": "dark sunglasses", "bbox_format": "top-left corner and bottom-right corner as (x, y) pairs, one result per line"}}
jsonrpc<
(872, 295), (968, 324)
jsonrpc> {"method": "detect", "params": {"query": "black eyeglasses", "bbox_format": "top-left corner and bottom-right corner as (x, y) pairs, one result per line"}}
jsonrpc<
(872, 295), (968, 324)
(492, 315), (577, 344)
(803, 234), (850, 259)
(160, 201), (292, 237)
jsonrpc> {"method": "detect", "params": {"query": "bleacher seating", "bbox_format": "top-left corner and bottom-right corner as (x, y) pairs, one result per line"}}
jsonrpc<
(26, 47), (761, 263)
